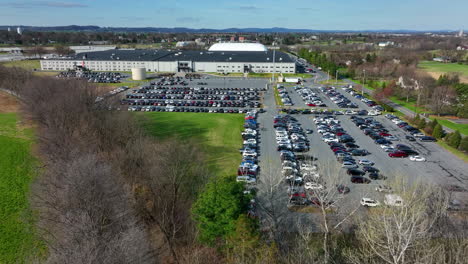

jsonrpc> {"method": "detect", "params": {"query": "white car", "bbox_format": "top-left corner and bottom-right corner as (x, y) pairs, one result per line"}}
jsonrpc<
(380, 144), (393, 149)
(413, 132), (425, 138)
(242, 150), (257, 157)
(243, 139), (257, 145)
(358, 159), (374, 166)
(360, 198), (380, 207)
(302, 171), (320, 179)
(342, 161), (358, 168)
(300, 164), (318, 171)
(323, 137), (339, 143)
(305, 182), (324, 190)
(409, 155), (426, 162)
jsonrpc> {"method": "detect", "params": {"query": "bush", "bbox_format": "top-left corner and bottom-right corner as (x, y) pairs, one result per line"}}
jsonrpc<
(448, 130), (462, 148)
(424, 126), (434, 136)
(459, 137), (468, 152)
(192, 176), (249, 245)
(418, 118), (427, 129)
(433, 124), (444, 139)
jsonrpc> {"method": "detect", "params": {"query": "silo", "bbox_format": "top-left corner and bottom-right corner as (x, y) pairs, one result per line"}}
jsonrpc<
(131, 68), (146, 80)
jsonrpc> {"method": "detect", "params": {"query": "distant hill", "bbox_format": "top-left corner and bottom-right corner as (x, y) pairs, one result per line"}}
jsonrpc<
(0, 25), (462, 33)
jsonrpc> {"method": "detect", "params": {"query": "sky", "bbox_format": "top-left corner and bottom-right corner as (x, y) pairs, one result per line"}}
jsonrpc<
(0, 0), (466, 30)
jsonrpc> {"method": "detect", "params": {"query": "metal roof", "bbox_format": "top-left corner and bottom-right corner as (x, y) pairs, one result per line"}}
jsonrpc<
(59, 49), (295, 63)
(208, 42), (267, 52)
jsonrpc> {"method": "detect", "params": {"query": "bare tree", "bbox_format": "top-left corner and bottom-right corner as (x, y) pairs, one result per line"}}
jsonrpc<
(347, 177), (448, 264)
(33, 154), (156, 264)
(298, 160), (363, 263)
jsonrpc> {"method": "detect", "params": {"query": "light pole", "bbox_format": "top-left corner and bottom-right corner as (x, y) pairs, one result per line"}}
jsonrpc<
(362, 69), (366, 96)
(335, 69), (338, 84)
(272, 45), (276, 83)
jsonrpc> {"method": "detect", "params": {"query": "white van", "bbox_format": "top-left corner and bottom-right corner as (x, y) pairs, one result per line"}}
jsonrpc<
(384, 194), (403, 206)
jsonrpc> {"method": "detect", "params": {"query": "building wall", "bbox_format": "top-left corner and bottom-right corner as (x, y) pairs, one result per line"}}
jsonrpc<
(40, 59), (296, 73)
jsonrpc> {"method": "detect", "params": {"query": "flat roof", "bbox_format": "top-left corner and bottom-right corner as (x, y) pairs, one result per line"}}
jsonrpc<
(51, 49), (295, 63)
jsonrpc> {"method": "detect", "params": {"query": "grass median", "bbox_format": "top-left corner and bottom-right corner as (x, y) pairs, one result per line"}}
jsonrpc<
(0, 113), (46, 263)
(137, 112), (245, 177)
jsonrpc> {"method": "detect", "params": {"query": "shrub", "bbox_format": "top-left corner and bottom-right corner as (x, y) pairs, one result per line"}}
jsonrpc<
(418, 118), (427, 129)
(459, 137), (468, 152)
(192, 176), (249, 245)
(448, 130), (462, 148)
(433, 124), (444, 139)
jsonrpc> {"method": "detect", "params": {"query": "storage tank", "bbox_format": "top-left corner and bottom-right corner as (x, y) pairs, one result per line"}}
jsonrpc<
(131, 68), (146, 80)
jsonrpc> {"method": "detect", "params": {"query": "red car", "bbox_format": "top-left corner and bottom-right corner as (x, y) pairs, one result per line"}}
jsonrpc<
(379, 132), (392, 137)
(307, 103), (317, 107)
(388, 150), (409, 158)
(336, 132), (347, 136)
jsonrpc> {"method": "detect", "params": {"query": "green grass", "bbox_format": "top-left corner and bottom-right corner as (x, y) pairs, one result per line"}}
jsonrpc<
(418, 61), (468, 77)
(95, 81), (147, 88)
(352, 79), (390, 91)
(436, 141), (468, 162)
(274, 85), (284, 106)
(429, 117), (468, 136)
(388, 96), (429, 113)
(0, 60), (41, 71)
(0, 113), (45, 263)
(138, 112), (245, 176)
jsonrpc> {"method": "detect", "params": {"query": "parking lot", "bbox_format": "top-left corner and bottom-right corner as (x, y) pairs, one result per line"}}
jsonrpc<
(119, 71), (468, 225)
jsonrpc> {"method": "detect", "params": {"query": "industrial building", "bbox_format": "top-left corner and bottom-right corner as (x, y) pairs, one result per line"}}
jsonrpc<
(40, 43), (296, 74)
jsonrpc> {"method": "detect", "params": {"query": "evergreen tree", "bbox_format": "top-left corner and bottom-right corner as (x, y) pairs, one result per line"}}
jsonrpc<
(459, 136), (468, 152)
(192, 176), (249, 245)
(418, 118), (427, 129)
(433, 124), (444, 139)
(448, 130), (462, 148)
(429, 119), (439, 129)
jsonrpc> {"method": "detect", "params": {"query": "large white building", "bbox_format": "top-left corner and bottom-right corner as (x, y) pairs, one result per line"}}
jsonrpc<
(40, 43), (296, 74)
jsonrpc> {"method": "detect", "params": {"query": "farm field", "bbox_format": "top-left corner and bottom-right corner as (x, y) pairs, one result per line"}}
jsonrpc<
(0, 113), (45, 263)
(418, 61), (468, 83)
(138, 112), (244, 176)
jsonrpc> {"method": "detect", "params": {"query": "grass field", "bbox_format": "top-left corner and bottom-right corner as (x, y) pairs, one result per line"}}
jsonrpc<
(0, 60), (41, 70)
(429, 117), (468, 136)
(388, 96), (429, 114)
(138, 112), (245, 176)
(0, 113), (45, 263)
(418, 61), (468, 77)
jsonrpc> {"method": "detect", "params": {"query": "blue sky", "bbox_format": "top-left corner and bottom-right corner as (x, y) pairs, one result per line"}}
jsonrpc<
(0, 0), (466, 30)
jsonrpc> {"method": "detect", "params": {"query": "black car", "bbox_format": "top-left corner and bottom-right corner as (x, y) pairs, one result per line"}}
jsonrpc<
(345, 143), (360, 149)
(405, 135), (416, 141)
(400, 149), (419, 155)
(347, 169), (365, 176)
(351, 176), (371, 184)
(369, 172), (387, 180)
(363, 166), (379, 173)
(420, 136), (437, 142)
(351, 149), (368, 156)
(336, 184), (350, 194)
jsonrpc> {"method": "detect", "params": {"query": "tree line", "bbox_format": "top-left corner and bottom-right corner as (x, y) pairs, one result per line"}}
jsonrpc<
(1, 64), (468, 263)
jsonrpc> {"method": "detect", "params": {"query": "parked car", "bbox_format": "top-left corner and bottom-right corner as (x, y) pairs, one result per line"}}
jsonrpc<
(360, 198), (380, 207)
(420, 136), (437, 142)
(388, 151), (409, 158)
(351, 176), (371, 184)
(409, 155), (426, 162)
(358, 159), (374, 166)
(405, 135), (416, 141)
(376, 185), (392, 192)
(336, 184), (350, 194)
(347, 169), (366, 176)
